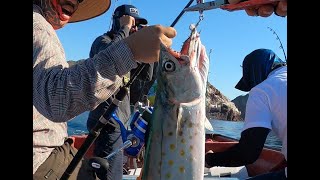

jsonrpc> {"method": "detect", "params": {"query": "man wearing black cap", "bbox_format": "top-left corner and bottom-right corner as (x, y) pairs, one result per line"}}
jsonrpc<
(205, 49), (287, 179)
(86, 4), (156, 180)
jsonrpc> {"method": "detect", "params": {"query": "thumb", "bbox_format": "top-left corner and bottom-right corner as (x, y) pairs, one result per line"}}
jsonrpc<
(158, 26), (177, 48)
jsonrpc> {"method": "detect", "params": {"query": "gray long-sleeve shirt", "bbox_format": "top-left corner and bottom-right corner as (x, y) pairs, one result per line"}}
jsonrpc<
(33, 5), (137, 173)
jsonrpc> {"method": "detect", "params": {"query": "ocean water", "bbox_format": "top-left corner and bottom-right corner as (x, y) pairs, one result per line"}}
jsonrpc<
(67, 111), (282, 150)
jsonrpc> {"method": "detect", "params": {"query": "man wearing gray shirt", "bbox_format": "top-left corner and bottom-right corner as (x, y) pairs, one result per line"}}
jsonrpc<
(33, 0), (176, 179)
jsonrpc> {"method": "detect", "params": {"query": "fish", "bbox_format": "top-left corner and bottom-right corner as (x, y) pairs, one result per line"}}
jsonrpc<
(141, 25), (210, 180)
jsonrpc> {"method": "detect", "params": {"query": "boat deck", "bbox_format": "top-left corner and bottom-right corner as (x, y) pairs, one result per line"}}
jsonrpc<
(124, 166), (249, 180)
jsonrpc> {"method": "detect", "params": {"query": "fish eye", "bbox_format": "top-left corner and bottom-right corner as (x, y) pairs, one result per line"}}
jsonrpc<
(163, 60), (175, 72)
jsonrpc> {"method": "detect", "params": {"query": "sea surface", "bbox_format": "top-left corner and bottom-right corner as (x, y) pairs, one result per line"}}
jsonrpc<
(68, 111), (282, 150)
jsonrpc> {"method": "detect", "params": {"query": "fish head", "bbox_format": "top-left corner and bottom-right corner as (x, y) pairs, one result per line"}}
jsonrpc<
(157, 28), (209, 105)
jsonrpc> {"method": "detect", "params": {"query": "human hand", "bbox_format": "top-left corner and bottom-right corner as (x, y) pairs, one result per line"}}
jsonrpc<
(119, 15), (135, 29)
(124, 25), (177, 63)
(205, 150), (214, 168)
(228, 0), (287, 17)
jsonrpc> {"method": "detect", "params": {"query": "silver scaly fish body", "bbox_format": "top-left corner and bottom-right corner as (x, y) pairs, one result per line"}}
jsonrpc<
(142, 26), (209, 180)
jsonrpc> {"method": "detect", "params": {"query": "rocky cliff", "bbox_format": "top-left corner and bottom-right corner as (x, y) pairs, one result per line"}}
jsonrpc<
(206, 82), (242, 121)
(231, 94), (249, 120)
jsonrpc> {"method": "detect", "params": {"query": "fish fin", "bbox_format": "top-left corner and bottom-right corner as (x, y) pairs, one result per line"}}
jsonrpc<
(176, 104), (183, 135)
(199, 45), (210, 85)
(204, 117), (214, 132)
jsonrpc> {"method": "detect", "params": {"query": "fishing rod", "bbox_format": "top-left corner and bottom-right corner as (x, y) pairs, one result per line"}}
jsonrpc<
(61, 63), (147, 180)
(267, 27), (287, 62)
(171, 0), (195, 27)
(61, 1), (196, 178)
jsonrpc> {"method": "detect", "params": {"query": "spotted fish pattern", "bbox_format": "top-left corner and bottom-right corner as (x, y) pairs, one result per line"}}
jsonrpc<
(142, 26), (210, 180)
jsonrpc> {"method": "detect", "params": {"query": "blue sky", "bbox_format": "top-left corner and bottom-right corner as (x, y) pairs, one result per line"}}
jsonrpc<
(57, 0), (287, 100)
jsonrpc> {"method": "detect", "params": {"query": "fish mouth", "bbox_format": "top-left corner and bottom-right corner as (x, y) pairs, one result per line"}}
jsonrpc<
(166, 47), (188, 65)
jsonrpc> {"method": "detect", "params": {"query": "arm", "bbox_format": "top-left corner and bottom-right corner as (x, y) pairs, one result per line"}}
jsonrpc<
(205, 88), (273, 167)
(90, 26), (131, 58)
(205, 127), (270, 167)
(90, 15), (134, 58)
(86, 22), (133, 123)
(33, 18), (137, 122)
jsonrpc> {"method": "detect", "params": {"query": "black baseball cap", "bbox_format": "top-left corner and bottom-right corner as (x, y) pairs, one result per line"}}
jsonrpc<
(113, 4), (148, 25)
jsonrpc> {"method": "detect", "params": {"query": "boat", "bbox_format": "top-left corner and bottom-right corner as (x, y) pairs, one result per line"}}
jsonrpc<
(205, 134), (287, 178)
(69, 133), (287, 180)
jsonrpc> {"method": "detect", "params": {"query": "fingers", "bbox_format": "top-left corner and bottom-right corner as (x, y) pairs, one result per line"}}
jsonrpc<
(228, 0), (241, 4)
(244, 8), (258, 16)
(161, 26), (177, 39)
(257, 5), (274, 17)
(237, 0), (287, 17)
(158, 26), (176, 48)
(123, 25), (177, 63)
(275, 1), (287, 17)
(150, 25), (175, 48)
(160, 35), (173, 48)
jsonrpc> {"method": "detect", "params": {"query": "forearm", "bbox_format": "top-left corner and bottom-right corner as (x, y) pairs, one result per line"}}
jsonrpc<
(205, 127), (270, 167)
(205, 144), (254, 167)
(112, 26), (130, 42)
(90, 26), (130, 58)
(34, 37), (137, 122)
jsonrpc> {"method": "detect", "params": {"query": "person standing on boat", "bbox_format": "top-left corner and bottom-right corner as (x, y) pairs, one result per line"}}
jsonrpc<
(228, 0), (287, 17)
(33, 0), (177, 179)
(205, 49), (287, 180)
(86, 4), (155, 180)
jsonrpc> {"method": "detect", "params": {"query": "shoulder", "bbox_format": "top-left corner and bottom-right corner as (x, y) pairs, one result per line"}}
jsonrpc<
(92, 33), (112, 45)
(254, 67), (287, 97)
(33, 5), (48, 30)
(267, 66), (287, 81)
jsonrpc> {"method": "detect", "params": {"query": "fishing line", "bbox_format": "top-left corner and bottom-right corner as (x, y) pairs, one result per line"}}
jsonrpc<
(267, 27), (287, 62)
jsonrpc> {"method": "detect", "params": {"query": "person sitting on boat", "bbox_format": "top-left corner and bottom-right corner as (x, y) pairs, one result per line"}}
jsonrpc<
(86, 4), (155, 180)
(33, 0), (176, 179)
(228, 0), (287, 17)
(205, 49), (287, 180)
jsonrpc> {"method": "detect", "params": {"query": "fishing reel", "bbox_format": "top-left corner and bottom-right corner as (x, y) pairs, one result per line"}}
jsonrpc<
(112, 105), (153, 157)
(89, 106), (153, 176)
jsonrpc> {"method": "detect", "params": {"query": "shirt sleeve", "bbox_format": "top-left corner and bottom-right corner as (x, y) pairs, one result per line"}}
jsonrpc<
(112, 26), (130, 43)
(243, 87), (272, 131)
(90, 26), (131, 58)
(205, 127), (270, 167)
(33, 21), (137, 122)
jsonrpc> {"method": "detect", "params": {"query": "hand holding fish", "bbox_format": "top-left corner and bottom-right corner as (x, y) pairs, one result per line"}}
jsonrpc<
(124, 25), (177, 63)
(142, 26), (209, 180)
(229, 0), (287, 17)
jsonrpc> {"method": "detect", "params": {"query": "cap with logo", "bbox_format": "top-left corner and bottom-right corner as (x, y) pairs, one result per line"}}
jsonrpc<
(113, 4), (148, 25)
